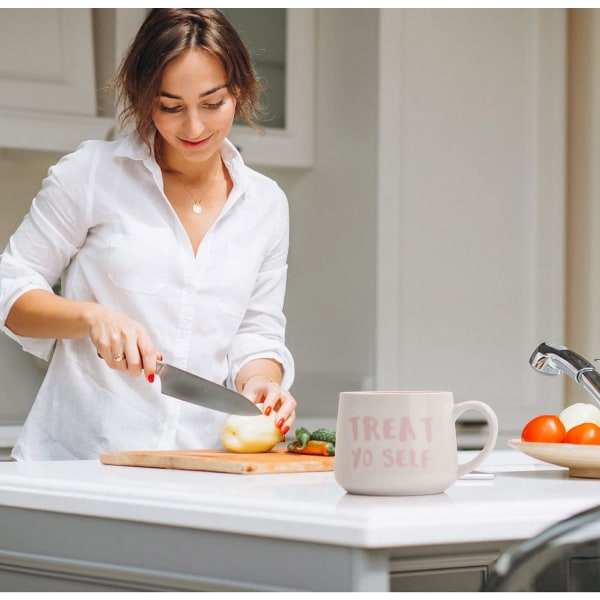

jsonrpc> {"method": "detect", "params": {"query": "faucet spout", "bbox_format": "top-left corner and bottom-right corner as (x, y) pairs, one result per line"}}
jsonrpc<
(529, 342), (600, 408)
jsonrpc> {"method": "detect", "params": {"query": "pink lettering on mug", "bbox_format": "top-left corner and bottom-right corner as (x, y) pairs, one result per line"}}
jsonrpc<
(383, 417), (394, 439)
(398, 417), (416, 441)
(346, 414), (436, 472)
(381, 448), (431, 469)
(346, 415), (435, 442)
(364, 416), (380, 441)
(349, 416), (360, 441)
(352, 447), (373, 468)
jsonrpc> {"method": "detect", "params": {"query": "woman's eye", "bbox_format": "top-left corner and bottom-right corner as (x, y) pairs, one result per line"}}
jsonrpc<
(159, 105), (182, 114)
(158, 99), (225, 113)
(205, 100), (225, 110)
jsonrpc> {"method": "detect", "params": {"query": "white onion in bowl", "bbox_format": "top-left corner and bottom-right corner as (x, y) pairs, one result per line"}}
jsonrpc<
(559, 402), (600, 431)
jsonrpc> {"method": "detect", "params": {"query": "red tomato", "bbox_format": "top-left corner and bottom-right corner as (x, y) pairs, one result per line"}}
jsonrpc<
(521, 414), (565, 443)
(563, 423), (600, 445)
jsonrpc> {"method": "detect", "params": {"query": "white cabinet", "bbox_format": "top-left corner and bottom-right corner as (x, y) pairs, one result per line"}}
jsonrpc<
(0, 8), (315, 162)
(375, 9), (567, 437)
(0, 8), (114, 152)
(226, 9), (316, 168)
(0, 9), (96, 115)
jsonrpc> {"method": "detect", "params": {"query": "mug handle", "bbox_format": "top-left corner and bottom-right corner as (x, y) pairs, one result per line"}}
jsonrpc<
(453, 400), (499, 478)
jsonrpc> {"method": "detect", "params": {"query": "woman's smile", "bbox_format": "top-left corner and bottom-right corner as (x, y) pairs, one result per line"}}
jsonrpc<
(179, 134), (214, 150)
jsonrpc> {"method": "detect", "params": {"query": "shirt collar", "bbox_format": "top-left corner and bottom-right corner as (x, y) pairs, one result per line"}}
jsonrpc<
(113, 131), (252, 214)
(114, 132), (248, 186)
(113, 130), (153, 162)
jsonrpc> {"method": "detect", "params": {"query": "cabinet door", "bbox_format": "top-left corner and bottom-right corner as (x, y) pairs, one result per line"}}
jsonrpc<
(391, 566), (487, 592)
(0, 9), (96, 115)
(226, 8), (315, 168)
(376, 9), (566, 437)
(390, 547), (507, 592)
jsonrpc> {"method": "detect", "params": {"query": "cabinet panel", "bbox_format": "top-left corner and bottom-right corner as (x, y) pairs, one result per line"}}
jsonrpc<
(227, 9), (315, 167)
(376, 8), (566, 436)
(0, 9), (96, 115)
(390, 546), (509, 592)
(391, 566), (486, 592)
(0, 9), (114, 152)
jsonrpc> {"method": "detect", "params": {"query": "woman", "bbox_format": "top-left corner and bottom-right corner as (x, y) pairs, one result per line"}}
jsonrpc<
(0, 8), (297, 460)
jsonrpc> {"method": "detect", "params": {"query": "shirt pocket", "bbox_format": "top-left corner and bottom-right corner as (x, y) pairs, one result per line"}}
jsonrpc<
(213, 242), (260, 319)
(108, 224), (175, 295)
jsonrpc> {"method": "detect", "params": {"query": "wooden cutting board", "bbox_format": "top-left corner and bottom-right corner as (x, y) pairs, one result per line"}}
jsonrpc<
(100, 446), (334, 474)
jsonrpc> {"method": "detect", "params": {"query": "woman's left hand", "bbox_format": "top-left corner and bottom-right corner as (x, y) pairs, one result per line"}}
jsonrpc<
(241, 379), (297, 437)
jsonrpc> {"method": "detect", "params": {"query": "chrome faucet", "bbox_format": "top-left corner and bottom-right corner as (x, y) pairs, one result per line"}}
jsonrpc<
(529, 342), (600, 407)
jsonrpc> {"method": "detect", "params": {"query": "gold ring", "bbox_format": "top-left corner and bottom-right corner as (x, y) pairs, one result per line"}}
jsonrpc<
(113, 353), (126, 362)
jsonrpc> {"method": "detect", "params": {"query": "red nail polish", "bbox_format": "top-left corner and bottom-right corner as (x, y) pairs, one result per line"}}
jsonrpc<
(277, 418), (284, 429)
(282, 425), (290, 435)
(265, 406), (272, 416)
(158, 354), (163, 361)
(147, 373), (155, 383)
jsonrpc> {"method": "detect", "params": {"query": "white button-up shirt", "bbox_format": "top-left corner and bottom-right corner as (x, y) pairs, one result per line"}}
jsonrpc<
(0, 133), (294, 460)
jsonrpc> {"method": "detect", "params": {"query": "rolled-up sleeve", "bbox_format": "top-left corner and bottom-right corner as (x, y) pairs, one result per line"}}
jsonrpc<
(0, 252), (56, 359)
(0, 149), (90, 359)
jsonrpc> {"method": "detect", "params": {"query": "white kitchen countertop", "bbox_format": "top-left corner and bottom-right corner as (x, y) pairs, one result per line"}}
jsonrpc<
(0, 449), (599, 551)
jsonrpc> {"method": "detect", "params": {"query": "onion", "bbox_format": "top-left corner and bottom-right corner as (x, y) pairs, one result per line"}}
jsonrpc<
(220, 405), (282, 453)
(559, 402), (600, 431)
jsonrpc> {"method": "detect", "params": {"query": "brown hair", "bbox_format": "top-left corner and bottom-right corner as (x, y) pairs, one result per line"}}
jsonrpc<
(114, 8), (264, 151)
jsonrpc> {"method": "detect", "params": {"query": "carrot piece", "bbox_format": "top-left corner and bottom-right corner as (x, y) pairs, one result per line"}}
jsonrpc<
(287, 440), (335, 456)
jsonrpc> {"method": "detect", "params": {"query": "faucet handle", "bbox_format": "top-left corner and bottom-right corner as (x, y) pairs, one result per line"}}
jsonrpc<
(529, 342), (594, 380)
(530, 342), (600, 408)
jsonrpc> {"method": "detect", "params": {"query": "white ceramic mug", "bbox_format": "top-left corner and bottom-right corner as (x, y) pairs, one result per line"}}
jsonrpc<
(334, 390), (498, 496)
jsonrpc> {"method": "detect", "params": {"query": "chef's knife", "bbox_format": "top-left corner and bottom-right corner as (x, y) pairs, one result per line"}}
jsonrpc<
(156, 361), (262, 416)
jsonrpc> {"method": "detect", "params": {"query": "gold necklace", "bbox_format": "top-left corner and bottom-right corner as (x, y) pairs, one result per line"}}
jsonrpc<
(170, 158), (222, 215)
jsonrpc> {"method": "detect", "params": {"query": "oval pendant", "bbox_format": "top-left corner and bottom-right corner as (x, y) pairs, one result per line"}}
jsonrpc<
(192, 203), (202, 214)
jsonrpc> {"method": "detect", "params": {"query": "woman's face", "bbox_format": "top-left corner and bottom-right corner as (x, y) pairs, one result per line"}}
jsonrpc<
(152, 48), (236, 167)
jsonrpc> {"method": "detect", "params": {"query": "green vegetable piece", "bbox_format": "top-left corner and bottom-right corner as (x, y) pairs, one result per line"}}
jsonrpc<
(295, 427), (311, 449)
(310, 428), (336, 444)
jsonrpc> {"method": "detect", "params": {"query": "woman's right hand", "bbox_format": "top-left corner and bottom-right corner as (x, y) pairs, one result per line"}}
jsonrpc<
(5, 290), (160, 382)
(85, 303), (160, 382)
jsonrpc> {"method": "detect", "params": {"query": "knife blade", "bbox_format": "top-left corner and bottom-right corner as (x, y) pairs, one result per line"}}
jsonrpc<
(155, 361), (262, 416)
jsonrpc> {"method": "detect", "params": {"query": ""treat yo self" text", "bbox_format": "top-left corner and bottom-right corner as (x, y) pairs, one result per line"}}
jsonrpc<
(347, 415), (433, 469)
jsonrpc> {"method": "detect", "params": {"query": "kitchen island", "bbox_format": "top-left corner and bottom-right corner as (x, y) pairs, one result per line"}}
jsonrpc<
(0, 449), (599, 592)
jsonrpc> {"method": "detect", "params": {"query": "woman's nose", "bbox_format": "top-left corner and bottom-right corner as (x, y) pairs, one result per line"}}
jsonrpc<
(183, 110), (205, 138)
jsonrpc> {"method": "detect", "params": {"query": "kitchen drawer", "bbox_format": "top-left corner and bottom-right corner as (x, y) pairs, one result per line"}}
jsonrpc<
(391, 565), (487, 592)
(390, 543), (513, 592)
